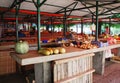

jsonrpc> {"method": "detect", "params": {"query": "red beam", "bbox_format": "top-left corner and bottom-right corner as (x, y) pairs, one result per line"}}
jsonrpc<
(4, 17), (120, 25)
(4, 18), (22, 20)
(0, 7), (81, 18)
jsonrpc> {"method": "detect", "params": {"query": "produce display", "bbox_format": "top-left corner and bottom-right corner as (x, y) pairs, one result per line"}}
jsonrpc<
(13, 32), (119, 54)
(15, 41), (29, 54)
(38, 47), (66, 56)
(79, 43), (98, 49)
(102, 34), (117, 45)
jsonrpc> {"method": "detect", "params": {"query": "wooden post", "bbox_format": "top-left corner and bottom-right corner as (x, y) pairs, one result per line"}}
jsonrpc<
(93, 52), (105, 75)
(34, 62), (52, 83)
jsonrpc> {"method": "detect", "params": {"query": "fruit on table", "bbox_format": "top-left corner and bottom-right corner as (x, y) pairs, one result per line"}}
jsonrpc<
(59, 47), (66, 54)
(46, 48), (53, 55)
(107, 37), (116, 44)
(38, 48), (51, 56)
(53, 48), (59, 54)
(42, 50), (51, 56)
(38, 47), (66, 55)
(80, 43), (98, 49)
(15, 41), (29, 54)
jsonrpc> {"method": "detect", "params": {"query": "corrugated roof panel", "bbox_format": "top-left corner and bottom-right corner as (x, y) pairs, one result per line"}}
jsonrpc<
(20, 2), (36, 11)
(69, 10), (89, 16)
(0, 0), (14, 7)
(0, 0), (119, 22)
(45, 0), (75, 7)
(40, 5), (61, 13)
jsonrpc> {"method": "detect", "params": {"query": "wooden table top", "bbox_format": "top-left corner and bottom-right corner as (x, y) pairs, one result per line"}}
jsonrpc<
(10, 43), (120, 66)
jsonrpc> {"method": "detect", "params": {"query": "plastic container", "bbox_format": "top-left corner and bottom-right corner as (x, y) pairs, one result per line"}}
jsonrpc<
(42, 40), (48, 43)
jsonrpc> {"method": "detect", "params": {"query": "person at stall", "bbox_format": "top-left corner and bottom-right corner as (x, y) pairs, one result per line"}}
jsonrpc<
(30, 27), (35, 36)
(65, 32), (80, 47)
(18, 30), (26, 37)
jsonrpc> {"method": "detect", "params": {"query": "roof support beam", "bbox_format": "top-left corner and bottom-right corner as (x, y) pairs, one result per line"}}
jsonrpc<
(55, 2), (77, 14)
(25, 0), (69, 9)
(84, 12), (120, 18)
(80, 1), (95, 16)
(82, 1), (120, 17)
(58, 1), (120, 13)
(99, 5), (120, 15)
(85, 2), (114, 12)
(68, 2), (78, 17)
(0, 0), (15, 14)
(32, 0), (46, 8)
(1, 0), (25, 15)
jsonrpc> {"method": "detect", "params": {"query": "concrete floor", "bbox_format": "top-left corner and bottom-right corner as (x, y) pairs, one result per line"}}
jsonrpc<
(93, 61), (120, 83)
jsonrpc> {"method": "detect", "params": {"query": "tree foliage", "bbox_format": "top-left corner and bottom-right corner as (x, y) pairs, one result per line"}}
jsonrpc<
(110, 14), (120, 18)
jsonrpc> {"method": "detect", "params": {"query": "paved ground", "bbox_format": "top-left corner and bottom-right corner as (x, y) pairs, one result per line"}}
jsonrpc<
(93, 61), (120, 83)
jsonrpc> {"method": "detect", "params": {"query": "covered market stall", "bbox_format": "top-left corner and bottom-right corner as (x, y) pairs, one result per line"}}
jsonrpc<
(0, 0), (120, 83)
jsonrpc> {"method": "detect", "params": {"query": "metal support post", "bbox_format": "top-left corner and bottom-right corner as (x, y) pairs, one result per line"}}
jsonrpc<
(109, 17), (111, 34)
(33, 0), (46, 50)
(95, 1), (99, 41)
(63, 8), (67, 37)
(81, 18), (83, 33)
(92, 15), (94, 35)
(92, 15), (94, 23)
(50, 17), (54, 33)
(37, 0), (41, 50)
(15, 4), (20, 42)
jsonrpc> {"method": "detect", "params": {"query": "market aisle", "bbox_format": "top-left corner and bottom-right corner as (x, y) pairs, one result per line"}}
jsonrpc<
(93, 61), (120, 83)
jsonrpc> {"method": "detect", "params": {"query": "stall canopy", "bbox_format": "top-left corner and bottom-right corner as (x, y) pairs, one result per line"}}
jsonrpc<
(0, 0), (120, 24)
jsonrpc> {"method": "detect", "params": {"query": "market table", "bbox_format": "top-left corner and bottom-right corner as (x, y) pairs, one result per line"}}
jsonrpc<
(10, 43), (120, 83)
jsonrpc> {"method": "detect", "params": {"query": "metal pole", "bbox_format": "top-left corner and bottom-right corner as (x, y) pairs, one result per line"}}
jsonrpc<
(92, 15), (94, 35)
(95, 1), (99, 41)
(37, 0), (41, 50)
(15, 5), (19, 42)
(50, 17), (53, 32)
(63, 8), (67, 37)
(92, 15), (94, 23)
(109, 17), (111, 34)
